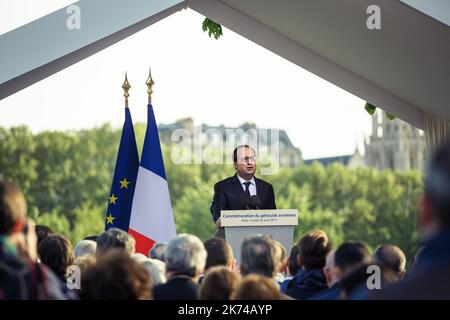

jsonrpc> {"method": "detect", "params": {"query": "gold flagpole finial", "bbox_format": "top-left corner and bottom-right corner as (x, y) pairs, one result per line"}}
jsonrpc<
(146, 68), (155, 104)
(122, 72), (131, 107)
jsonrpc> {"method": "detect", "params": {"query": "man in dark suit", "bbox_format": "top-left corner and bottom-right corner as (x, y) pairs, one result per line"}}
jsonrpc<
(210, 145), (276, 238)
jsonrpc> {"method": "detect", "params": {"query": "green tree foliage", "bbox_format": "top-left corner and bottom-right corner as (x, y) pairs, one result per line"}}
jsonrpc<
(173, 182), (215, 241)
(202, 18), (223, 39)
(0, 125), (423, 263)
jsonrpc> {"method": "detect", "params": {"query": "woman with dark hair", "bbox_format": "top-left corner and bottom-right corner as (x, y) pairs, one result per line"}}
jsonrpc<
(38, 234), (75, 281)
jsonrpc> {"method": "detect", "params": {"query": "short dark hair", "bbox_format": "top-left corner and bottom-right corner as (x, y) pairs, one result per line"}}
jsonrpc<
(334, 242), (371, 275)
(35, 225), (53, 246)
(0, 180), (26, 235)
(204, 238), (233, 270)
(297, 230), (332, 270)
(373, 244), (406, 274)
(288, 245), (301, 276)
(424, 141), (450, 227)
(240, 236), (276, 278)
(38, 234), (75, 280)
(233, 145), (256, 163)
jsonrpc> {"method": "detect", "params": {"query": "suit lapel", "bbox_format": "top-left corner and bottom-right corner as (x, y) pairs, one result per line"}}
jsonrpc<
(255, 177), (263, 199)
(231, 174), (245, 196)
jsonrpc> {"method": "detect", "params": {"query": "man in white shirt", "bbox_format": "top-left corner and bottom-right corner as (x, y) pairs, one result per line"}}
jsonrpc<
(210, 145), (276, 238)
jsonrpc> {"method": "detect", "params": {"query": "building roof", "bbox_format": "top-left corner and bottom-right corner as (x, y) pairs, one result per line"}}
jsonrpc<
(303, 155), (353, 167)
(158, 118), (299, 150)
(201, 122), (296, 148)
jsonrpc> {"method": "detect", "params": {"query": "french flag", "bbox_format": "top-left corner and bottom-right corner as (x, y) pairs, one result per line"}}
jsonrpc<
(128, 104), (177, 254)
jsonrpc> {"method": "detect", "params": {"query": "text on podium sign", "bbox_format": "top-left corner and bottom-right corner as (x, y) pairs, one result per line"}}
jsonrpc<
(220, 209), (298, 227)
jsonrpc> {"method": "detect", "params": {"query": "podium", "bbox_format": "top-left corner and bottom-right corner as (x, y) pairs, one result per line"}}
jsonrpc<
(220, 209), (298, 265)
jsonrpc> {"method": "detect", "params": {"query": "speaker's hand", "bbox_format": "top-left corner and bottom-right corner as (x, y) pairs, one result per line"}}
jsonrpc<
(215, 217), (222, 229)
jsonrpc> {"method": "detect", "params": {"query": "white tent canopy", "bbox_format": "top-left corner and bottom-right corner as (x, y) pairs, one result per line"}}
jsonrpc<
(1, 0), (449, 144)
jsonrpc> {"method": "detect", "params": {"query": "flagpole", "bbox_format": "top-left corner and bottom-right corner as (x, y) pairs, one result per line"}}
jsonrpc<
(105, 72), (139, 232)
(128, 66), (177, 253)
(122, 72), (131, 108)
(146, 68), (154, 105)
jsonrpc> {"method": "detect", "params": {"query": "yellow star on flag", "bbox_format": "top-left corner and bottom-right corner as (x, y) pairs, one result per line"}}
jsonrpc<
(109, 194), (118, 204)
(120, 178), (130, 189)
(106, 214), (115, 224)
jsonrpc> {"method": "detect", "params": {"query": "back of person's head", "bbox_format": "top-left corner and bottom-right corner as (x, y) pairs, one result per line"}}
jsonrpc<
(373, 244), (406, 282)
(74, 254), (96, 274)
(96, 228), (135, 256)
(80, 249), (152, 300)
(35, 225), (53, 247)
(0, 180), (26, 236)
(198, 266), (240, 300)
(140, 258), (167, 286)
(297, 229), (332, 270)
(334, 242), (371, 278)
(204, 237), (234, 270)
(74, 239), (97, 258)
(240, 236), (276, 278)
(71, 254), (96, 296)
(271, 240), (287, 273)
(149, 242), (167, 261)
(38, 234), (75, 280)
(287, 245), (300, 276)
(165, 233), (207, 278)
(423, 141), (450, 229)
(232, 274), (282, 300)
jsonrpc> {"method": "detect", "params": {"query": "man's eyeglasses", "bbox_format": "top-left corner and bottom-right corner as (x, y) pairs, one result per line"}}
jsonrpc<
(237, 156), (257, 164)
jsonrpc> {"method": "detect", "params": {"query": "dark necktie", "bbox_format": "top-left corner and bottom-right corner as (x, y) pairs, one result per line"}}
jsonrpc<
(243, 182), (251, 197)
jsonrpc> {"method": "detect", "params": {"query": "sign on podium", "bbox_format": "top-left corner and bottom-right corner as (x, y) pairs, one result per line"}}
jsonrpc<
(220, 209), (298, 265)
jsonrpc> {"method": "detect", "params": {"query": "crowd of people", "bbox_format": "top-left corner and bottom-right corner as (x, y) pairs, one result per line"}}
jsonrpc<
(1, 142), (450, 300)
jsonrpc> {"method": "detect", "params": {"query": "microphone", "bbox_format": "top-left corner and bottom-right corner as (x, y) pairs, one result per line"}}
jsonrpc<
(239, 195), (251, 210)
(249, 195), (262, 210)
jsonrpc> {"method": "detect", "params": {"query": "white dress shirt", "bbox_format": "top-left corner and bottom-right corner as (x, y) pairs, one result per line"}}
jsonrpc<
(237, 175), (257, 196)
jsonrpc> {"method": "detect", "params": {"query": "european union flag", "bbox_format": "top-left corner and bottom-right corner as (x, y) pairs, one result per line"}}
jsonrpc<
(105, 107), (139, 231)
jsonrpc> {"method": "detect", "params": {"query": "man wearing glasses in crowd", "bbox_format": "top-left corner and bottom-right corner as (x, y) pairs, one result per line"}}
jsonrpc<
(210, 145), (277, 238)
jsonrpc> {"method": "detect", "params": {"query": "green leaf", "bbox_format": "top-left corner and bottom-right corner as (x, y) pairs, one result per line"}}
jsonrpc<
(202, 18), (223, 40)
(364, 102), (377, 115)
(385, 112), (395, 120)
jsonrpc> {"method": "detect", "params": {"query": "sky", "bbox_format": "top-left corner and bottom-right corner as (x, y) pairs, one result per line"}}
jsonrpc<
(0, 0), (383, 160)
(400, 0), (450, 26)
